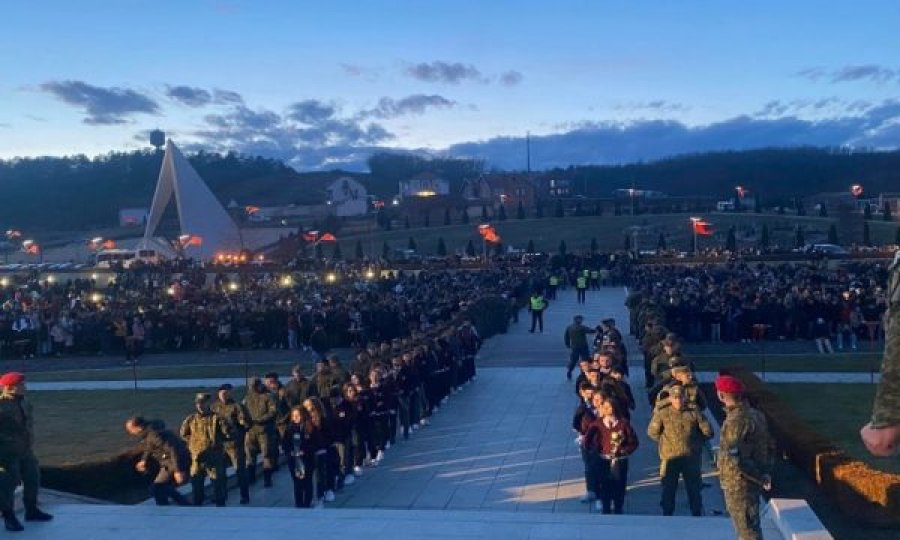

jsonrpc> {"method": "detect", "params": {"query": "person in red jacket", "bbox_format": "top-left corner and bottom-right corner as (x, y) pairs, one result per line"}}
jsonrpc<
(586, 391), (639, 514)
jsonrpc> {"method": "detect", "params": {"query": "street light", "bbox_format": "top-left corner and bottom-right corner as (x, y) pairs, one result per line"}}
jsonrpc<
(326, 273), (337, 283)
(0, 277), (8, 287)
(690, 216), (702, 254)
(365, 269), (375, 280)
(281, 275), (293, 287)
(228, 282), (239, 291)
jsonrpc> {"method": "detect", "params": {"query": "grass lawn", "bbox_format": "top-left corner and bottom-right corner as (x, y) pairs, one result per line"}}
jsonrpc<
(31, 388), (208, 468)
(693, 353), (882, 373)
(25, 361), (311, 383)
(768, 383), (900, 475)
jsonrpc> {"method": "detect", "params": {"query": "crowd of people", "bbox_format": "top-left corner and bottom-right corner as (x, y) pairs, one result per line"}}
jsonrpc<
(626, 260), (890, 350)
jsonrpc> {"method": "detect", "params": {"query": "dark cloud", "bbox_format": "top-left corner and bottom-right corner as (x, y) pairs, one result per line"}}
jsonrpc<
(287, 100), (336, 124)
(363, 94), (456, 119)
(166, 85), (213, 107)
(614, 100), (689, 113)
(40, 80), (159, 125)
(213, 89), (244, 105)
(498, 70), (524, 87)
(797, 64), (897, 84)
(406, 61), (485, 84)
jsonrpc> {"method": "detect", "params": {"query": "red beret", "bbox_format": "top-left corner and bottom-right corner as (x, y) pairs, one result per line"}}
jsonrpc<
(0, 372), (25, 386)
(715, 375), (745, 394)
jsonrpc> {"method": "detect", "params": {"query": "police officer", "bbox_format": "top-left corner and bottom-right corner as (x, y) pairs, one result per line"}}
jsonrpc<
(125, 415), (191, 507)
(589, 268), (600, 290)
(211, 383), (251, 504)
(564, 315), (596, 381)
(575, 273), (588, 304)
(180, 393), (229, 506)
(244, 376), (277, 487)
(715, 375), (773, 540)
(528, 291), (547, 333)
(548, 274), (559, 300)
(0, 372), (52, 532)
(861, 249), (900, 457)
(647, 387), (713, 516)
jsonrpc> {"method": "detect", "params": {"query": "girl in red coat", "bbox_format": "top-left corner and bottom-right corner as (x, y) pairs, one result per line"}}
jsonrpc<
(586, 390), (639, 514)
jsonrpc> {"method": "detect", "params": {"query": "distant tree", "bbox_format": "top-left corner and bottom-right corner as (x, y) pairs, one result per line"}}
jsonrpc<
(657, 233), (666, 250)
(423, 211), (430, 227)
(895, 227), (900, 245)
(408, 236), (417, 251)
(828, 224), (839, 245)
(376, 208), (389, 229)
(614, 201), (622, 216)
(818, 204), (828, 217)
(535, 200), (544, 219)
(864, 221), (871, 246)
(734, 196), (743, 213)
(382, 241), (391, 260)
(796, 198), (806, 216)
(436, 237), (447, 256)
(594, 202), (604, 216)
(794, 226), (805, 248)
(884, 201), (893, 221)
(465, 239), (476, 257)
(443, 207), (451, 226)
(384, 215), (393, 231)
(754, 194), (761, 213)
(516, 200), (526, 219)
(625, 234), (632, 252)
(527, 239), (535, 252)
(314, 242), (324, 259)
(498, 204), (507, 221)
(493, 242), (504, 256)
(355, 239), (364, 260)
(460, 208), (470, 224)
(559, 239), (567, 256)
(759, 224), (770, 249)
(554, 199), (564, 218)
(864, 202), (873, 220)
(574, 201), (583, 216)
(481, 204), (490, 219)
(726, 226), (737, 252)
(404, 215), (411, 229)
(777, 205), (786, 215)
(590, 237), (598, 253)
(332, 243), (343, 260)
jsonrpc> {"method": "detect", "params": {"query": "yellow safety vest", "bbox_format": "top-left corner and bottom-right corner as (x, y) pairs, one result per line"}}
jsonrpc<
(576, 277), (587, 289)
(590, 270), (599, 279)
(549, 276), (559, 286)
(530, 296), (546, 310)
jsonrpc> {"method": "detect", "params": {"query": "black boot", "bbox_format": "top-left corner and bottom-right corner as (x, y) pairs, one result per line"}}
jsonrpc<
(3, 511), (24, 532)
(247, 464), (257, 484)
(239, 486), (250, 505)
(263, 469), (273, 488)
(24, 506), (53, 522)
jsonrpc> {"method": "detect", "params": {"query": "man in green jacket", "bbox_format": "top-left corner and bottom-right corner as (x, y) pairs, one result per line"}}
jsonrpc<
(0, 372), (52, 532)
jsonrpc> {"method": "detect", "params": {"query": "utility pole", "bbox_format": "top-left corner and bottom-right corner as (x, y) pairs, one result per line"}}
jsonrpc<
(526, 131), (531, 174)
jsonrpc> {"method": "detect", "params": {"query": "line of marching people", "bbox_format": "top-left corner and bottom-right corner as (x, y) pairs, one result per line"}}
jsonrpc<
(125, 321), (483, 509)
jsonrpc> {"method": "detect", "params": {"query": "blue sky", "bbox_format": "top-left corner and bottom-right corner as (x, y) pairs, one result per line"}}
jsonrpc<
(2, 0), (899, 169)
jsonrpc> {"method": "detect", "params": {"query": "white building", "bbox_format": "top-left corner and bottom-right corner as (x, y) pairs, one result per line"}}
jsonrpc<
(399, 172), (450, 200)
(326, 177), (369, 217)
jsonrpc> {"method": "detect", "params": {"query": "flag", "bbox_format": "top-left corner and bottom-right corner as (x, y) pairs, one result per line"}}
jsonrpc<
(692, 220), (714, 236)
(179, 234), (203, 247)
(319, 232), (337, 242)
(245, 205), (260, 215)
(5, 230), (22, 240)
(22, 240), (39, 254)
(478, 224), (501, 243)
(372, 200), (385, 209)
(303, 230), (320, 242)
(850, 184), (864, 198)
(101, 239), (117, 249)
(735, 186), (749, 199)
(87, 237), (105, 251)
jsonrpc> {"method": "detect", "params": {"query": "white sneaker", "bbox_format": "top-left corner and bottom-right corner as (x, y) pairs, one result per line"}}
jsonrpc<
(324, 490), (335, 502)
(580, 491), (596, 503)
(411, 424), (419, 432)
(385, 441), (391, 450)
(353, 466), (364, 476)
(344, 474), (356, 486)
(594, 501), (603, 512)
(376, 450), (385, 462)
(420, 418), (429, 426)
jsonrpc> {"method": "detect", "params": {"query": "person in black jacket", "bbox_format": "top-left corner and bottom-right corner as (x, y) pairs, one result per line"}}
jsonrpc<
(301, 397), (333, 506)
(329, 386), (357, 488)
(283, 406), (316, 508)
(125, 416), (191, 506)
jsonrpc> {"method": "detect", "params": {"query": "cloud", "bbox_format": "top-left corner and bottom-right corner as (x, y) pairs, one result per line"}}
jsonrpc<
(614, 100), (690, 113)
(40, 80), (159, 125)
(166, 85), (213, 107)
(406, 61), (486, 84)
(0, 122), (10, 128)
(797, 64), (897, 84)
(499, 70), (524, 87)
(362, 94), (457, 119)
(213, 88), (244, 105)
(754, 98), (874, 118)
(287, 99), (336, 124)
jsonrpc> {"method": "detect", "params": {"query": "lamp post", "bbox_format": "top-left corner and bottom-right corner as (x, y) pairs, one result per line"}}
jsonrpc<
(689, 217), (701, 255)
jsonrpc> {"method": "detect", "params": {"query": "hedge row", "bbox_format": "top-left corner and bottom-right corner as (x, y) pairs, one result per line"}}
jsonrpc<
(722, 367), (900, 527)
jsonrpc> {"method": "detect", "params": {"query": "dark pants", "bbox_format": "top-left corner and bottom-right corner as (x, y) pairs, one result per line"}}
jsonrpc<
(223, 440), (249, 502)
(190, 453), (226, 506)
(288, 456), (313, 508)
(150, 467), (190, 506)
(597, 457), (629, 514)
(577, 288), (587, 304)
(530, 310), (544, 332)
(660, 455), (703, 516)
(568, 346), (589, 376)
(0, 451), (40, 512)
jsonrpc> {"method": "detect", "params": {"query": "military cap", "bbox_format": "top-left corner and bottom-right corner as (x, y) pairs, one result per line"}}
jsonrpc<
(217, 383), (233, 391)
(670, 364), (691, 375)
(194, 392), (211, 403)
(715, 375), (745, 394)
(0, 372), (25, 386)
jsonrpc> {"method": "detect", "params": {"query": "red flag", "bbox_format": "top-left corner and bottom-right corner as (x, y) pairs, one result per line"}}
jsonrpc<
(372, 200), (385, 209)
(101, 239), (117, 249)
(735, 186), (749, 199)
(245, 205), (260, 215)
(477, 224), (501, 243)
(319, 233), (337, 242)
(692, 220), (713, 236)
(303, 230), (319, 242)
(22, 240), (39, 254)
(850, 184), (864, 198)
(5, 229), (22, 240)
(179, 234), (203, 247)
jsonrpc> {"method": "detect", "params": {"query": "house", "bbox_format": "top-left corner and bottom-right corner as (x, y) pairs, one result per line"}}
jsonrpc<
(876, 192), (900, 219)
(399, 172), (450, 200)
(461, 173), (538, 208)
(326, 177), (369, 217)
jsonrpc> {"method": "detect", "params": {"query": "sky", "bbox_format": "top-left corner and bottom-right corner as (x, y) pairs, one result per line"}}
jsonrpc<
(1, 0), (899, 170)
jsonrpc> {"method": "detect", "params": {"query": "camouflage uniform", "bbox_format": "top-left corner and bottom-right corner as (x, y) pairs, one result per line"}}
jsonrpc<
(180, 405), (230, 506)
(211, 397), (251, 503)
(718, 401), (773, 540)
(244, 380), (277, 485)
(871, 254), (900, 431)
(0, 391), (40, 515)
(647, 402), (713, 516)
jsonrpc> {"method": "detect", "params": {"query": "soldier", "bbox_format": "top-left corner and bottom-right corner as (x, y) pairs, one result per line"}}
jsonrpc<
(861, 250), (900, 457)
(647, 387), (714, 516)
(211, 383), (251, 504)
(244, 376), (277, 487)
(264, 372), (290, 467)
(662, 365), (707, 412)
(715, 375), (773, 540)
(180, 393), (229, 506)
(311, 358), (335, 400)
(284, 364), (316, 408)
(564, 315), (596, 381)
(0, 372), (52, 532)
(125, 415), (191, 507)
